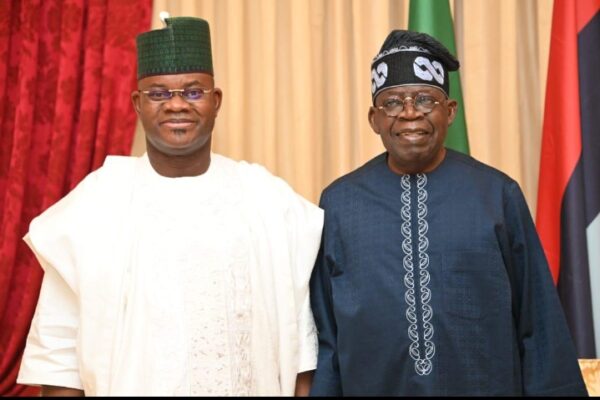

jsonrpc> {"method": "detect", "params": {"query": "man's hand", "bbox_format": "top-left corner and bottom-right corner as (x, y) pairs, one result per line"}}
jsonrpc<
(41, 385), (84, 397)
(295, 370), (314, 396)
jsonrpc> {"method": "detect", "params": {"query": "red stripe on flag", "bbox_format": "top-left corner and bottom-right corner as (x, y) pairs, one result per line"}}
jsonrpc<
(576, 0), (600, 32)
(536, 0), (582, 284)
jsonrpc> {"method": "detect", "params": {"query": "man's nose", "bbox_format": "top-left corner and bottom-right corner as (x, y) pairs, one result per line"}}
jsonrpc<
(397, 99), (423, 119)
(163, 92), (191, 111)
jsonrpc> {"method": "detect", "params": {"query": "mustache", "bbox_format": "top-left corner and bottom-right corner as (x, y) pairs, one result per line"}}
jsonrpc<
(389, 119), (433, 136)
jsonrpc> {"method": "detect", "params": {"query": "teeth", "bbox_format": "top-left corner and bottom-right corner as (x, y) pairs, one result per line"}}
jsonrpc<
(394, 131), (426, 137)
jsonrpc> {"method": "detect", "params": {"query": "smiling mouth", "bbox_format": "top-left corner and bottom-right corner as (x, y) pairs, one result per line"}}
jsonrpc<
(392, 130), (429, 139)
(162, 120), (195, 128)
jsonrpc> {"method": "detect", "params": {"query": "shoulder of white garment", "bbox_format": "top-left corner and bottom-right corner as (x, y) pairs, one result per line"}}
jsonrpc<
(221, 155), (319, 207)
(31, 156), (135, 222)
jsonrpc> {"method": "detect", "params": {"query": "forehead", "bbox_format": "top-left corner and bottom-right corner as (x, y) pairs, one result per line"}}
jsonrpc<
(376, 84), (446, 99)
(138, 72), (214, 89)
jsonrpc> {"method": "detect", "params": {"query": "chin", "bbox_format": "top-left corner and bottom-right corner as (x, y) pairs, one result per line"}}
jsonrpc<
(151, 133), (210, 153)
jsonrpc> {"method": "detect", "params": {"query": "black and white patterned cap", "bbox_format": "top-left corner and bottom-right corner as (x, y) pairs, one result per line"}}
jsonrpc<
(370, 30), (459, 103)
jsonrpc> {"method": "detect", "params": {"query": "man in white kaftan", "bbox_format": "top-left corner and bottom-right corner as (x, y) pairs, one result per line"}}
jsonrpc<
(19, 153), (322, 396)
(17, 15), (323, 396)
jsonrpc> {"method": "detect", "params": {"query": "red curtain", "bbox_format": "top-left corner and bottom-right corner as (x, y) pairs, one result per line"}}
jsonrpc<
(0, 0), (152, 395)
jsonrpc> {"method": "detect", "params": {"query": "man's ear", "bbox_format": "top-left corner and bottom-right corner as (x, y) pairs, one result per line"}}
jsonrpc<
(446, 99), (458, 126)
(212, 88), (223, 113)
(368, 106), (380, 135)
(131, 91), (142, 115)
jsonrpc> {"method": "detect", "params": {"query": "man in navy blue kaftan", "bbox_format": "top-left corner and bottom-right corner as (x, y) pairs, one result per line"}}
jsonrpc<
(309, 30), (588, 396)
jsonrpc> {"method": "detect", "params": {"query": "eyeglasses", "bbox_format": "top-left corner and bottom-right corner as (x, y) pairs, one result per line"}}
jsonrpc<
(376, 94), (442, 117)
(140, 88), (213, 103)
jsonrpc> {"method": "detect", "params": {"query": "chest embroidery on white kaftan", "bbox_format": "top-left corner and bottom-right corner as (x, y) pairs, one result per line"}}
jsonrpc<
(137, 164), (252, 396)
(400, 173), (435, 376)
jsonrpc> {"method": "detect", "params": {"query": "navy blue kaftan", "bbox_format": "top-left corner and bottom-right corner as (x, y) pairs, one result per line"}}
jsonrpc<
(310, 150), (587, 396)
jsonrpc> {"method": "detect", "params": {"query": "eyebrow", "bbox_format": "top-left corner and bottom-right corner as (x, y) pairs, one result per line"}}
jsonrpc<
(144, 80), (206, 89)
(383, 90), (438, 97)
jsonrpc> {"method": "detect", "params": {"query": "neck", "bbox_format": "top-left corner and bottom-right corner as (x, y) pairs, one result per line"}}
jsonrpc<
(146, 145), (211, 178)
(388, 147), (447, 175)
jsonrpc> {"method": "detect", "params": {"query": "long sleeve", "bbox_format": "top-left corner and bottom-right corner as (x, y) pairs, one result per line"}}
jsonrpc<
(309, 193), (342, 396)
(502, 182), (587, 396)
(16, 169), (104, 390)
(237, 159), (324, 394)
(17, 243), (82, 390)
(286, 190), (324, 373)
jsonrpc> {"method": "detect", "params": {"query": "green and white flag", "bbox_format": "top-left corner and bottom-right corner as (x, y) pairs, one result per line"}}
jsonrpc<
(409, 0), (470, 154)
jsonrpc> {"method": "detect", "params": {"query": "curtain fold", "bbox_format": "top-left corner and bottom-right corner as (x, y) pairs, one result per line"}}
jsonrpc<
(0, 0), (152, 395)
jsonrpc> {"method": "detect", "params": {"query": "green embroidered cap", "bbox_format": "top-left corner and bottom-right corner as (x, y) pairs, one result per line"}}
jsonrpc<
(136, 16), (213, 79)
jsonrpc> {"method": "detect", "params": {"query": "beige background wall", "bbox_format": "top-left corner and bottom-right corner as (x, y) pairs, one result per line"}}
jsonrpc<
(132, 0), (553, 214)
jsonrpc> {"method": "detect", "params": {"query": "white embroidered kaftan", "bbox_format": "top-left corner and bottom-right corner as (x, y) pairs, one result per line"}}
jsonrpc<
(18, 153), (323, 396)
